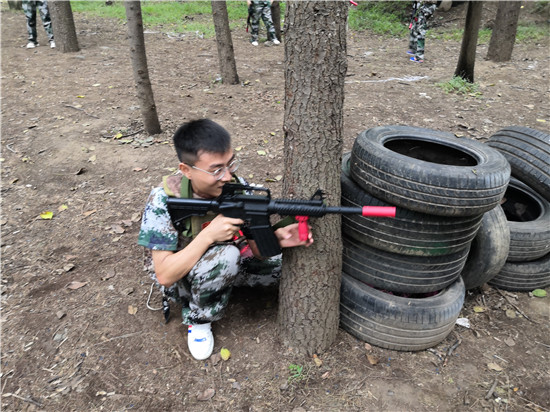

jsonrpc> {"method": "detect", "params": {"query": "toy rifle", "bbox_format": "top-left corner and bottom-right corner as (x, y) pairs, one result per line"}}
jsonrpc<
(166, 183), (396, 257)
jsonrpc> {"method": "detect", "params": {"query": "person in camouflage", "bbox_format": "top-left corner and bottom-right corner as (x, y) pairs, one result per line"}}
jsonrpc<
(22, 0), (55, 49)
(247, 0), (280, 46)
(408, 1), (437, 62)
(138, 119), (313, 360)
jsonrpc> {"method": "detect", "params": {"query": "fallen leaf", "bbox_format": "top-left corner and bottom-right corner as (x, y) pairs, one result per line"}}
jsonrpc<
(40, 211), (53, 220)
(83, 210), (97, 217)
(58, 204), (68, 212)
(75, 167), (86, 175)
(63, 264), (75, 272)
(111, 225), (125, 234)
(56, 311), (66, 320)
(505, 309), (516, 318)
(196, 388), (215, 401)
(366, 354), (379, 365)
(312, 354), (322, 367)
(532, 289), (547, 298)
(76, 95), (85, 98)
(257, 150), (267, 156)
(220, 348), (231, 361)
(536, 119), (546, 123)
(234, 146), (243, 151)
(133, 167), (143, 172)
(101, 269), (116, 281)
(487, 362), (503, 372)
(88, 155), (96, 163)
(473, 306), (486, 313)
(364, 343), (372, 351)
(131, 213), (141, 223)
(504, 337), (515, 347)
(128, 305), (138, 315)
(321, 371), (330, 379)
(67, 281), (87, 290)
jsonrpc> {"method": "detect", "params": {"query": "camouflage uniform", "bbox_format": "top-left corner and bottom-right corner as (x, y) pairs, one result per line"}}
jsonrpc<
(248, 0), (277, 43)
(408, 1), (437, 61)
(22, 0), (54, 45)
(138, 174), (281, 325)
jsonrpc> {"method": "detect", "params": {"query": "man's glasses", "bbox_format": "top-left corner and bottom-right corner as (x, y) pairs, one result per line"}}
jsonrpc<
(188, 157), (240, 181)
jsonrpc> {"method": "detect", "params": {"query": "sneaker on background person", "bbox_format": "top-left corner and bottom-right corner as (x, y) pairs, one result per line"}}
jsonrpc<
(26, 41), (38, 48)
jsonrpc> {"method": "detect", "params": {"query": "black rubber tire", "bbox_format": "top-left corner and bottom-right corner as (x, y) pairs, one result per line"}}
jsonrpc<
(350, 125), (511, 217)
(341, 153), (482, 257)
(489, 253), (550, 292)
(343, 235), (470, 293)
(486, 126), (550, 201)
(340, 273), (465, 351)
(501, 178), (550, 262)
(460, 205), (510, 290)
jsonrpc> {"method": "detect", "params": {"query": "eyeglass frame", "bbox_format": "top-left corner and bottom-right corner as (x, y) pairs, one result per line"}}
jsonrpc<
(186, 156), (240, 181)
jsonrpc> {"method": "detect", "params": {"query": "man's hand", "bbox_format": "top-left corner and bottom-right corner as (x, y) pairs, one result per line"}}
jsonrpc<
(200, 214), (244, 244)
(275, 223), (314, 248)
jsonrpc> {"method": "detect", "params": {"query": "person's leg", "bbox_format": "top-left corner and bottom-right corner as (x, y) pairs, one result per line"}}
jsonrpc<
(260, 3), (277, 42)
(414, 14), (428, 61)
(180, 244), (241, 325)
(250, 3), (261, 43)
(22, 1), (38, 46)
(235, 254), (281, 288)
(37, 1), (54, 43)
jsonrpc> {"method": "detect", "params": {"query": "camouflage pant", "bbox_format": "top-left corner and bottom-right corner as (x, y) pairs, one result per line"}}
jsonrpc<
(249, 1), (276, 42)
(148, 244), (282, 325)
(408, 4), (436, 60)
(22, 0), (54, 43)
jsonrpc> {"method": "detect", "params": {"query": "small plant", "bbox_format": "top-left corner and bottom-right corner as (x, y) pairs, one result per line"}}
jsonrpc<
(287, 363), (307, 384)
(436, 76), (482, 97)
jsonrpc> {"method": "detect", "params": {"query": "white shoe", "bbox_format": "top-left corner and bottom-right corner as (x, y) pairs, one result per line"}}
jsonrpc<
(251, 41), (259, 46)
(50, 41), (56, 48)
(187, 323), (214, 360)
(273, 39), (280, 45)
(26, 42), (37, 49)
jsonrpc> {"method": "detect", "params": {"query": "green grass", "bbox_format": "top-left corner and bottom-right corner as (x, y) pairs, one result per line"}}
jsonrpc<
(436, 76), (482, 97)
(348, 1), (409, 36)
(69, 1), (549, 43)
(70, 0), (254, 37)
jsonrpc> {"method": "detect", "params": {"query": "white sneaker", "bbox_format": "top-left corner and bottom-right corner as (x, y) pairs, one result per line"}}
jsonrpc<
(251, 41), (259, 46)
(273, 39), (280, 45)
(187, 323), (214, 360)
(26, 42), (37, 49)
(50, 41), (56, 48)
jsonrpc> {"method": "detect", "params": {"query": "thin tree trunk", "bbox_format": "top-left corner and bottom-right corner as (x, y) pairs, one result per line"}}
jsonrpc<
(486, 1), (521, 62)
(49, 1), (80, 53)
(279, 0), (348, 356)
(211, 0), (239, 85)
(454, 1), (483, 83)
(124, 0), (161, 135)
(271, 1), (282, 42)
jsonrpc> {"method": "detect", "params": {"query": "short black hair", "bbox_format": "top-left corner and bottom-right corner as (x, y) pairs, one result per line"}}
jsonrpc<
(173, 119), (232, 164)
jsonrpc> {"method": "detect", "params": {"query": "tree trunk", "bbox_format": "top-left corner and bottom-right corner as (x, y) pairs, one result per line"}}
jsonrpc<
(271, 1), (282, 42)
(486, 1), (521, 62)
(454, 1), (483, 83)
(279, 0), (348, 356)
(49, 1), (80, 53)
(211, 0), (239, 85)
(7, 1), (22, 10)
(124, 0), (161, 135)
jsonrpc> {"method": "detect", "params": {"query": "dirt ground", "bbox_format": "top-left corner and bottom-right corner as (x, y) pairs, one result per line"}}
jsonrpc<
(1, 2), (549, 411)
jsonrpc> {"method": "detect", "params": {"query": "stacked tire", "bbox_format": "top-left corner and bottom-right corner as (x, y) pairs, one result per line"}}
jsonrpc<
(340, 125), (511, 351)
(485, 126), (550, 291)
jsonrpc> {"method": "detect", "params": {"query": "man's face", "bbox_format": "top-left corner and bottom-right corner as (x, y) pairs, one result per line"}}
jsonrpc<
(180, 150), (235, 199)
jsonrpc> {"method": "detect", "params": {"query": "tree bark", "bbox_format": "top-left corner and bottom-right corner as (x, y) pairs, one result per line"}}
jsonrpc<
(49, 1), (80, 53)
(124, 0), (161, 135)
(486, 1), (521, 62)
(454, 1), (483, 83)
(271, 1), (282, 42)
(279, 0), (348, 356)
(211, 0), (239, 85)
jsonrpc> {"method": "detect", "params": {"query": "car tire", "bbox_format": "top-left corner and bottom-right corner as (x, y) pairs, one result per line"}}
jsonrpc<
(489, 253), (550, 292)
(350, 125), (510, 216)
(501, 178), (550, 262)
(460, 205), (510, 290)
(487, 126), (550, 201)
(340, 273), (465, 351)
(342, 152), (482, 257)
